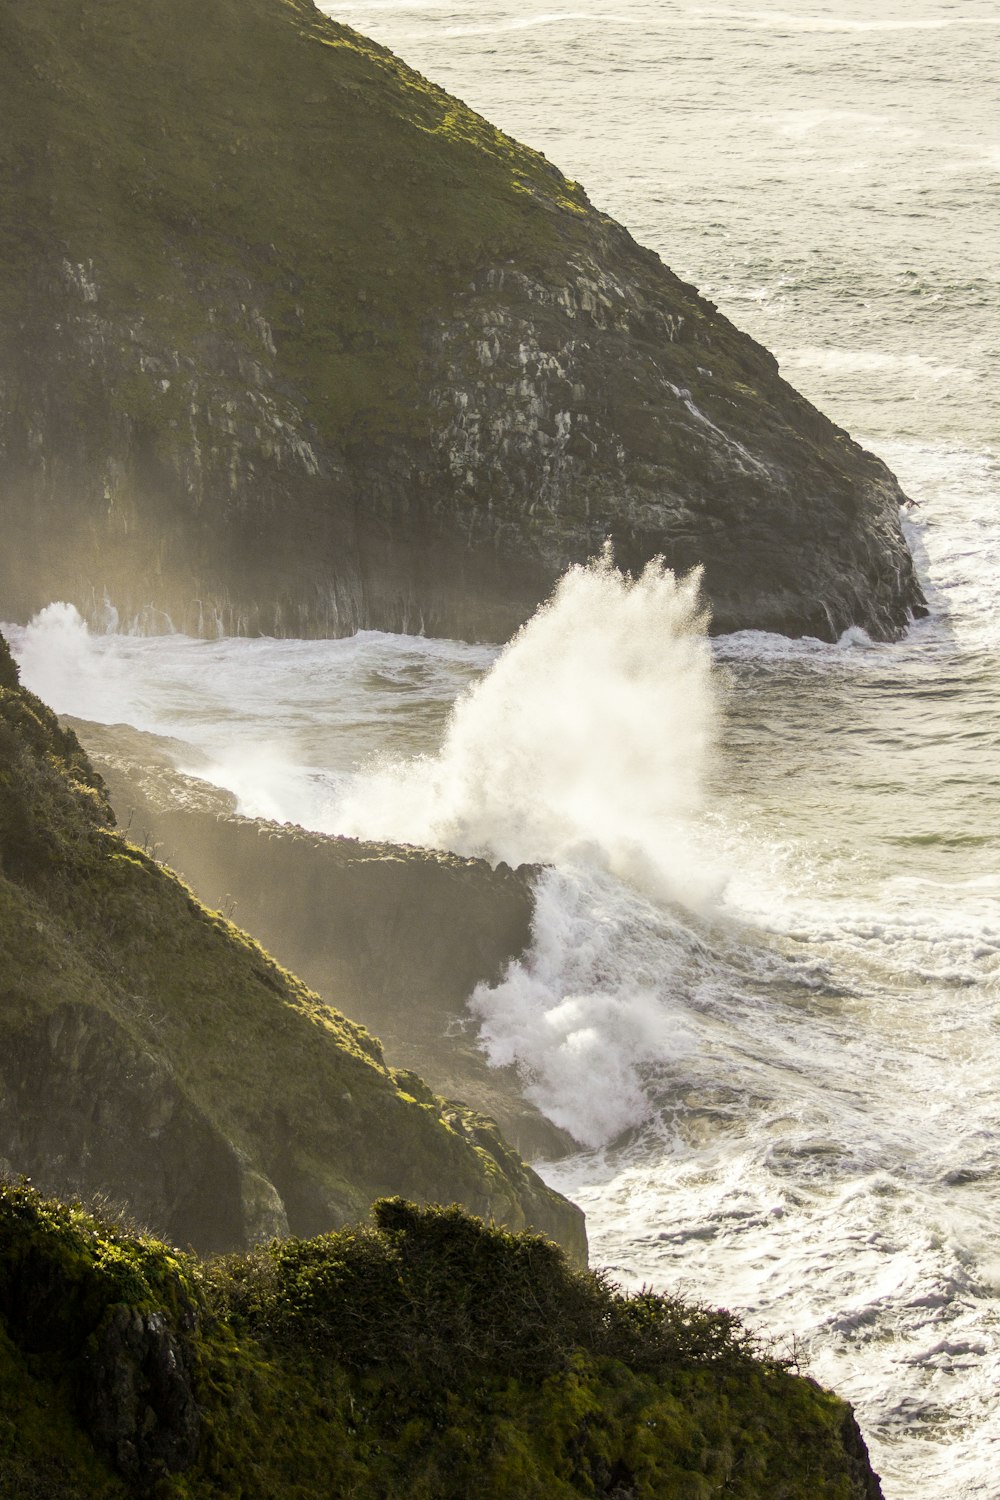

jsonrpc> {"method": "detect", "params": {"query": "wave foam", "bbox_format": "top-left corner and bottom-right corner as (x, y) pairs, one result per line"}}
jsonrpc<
(335, 550), (720, 908)
(469, 865), (703, 1146)
(3, 602), (137, 722)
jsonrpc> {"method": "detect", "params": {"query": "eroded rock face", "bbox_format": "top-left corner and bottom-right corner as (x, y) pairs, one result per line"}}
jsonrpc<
(0, 0), (924, 643)
(0, 1004), (249, 1252)
(839, 1409), (886, 1500)
(82, 1304), (201, 1484)
(69, 717), (574, 1162)
(0, 637), (586, 1262)
(360, 251), (924, 643)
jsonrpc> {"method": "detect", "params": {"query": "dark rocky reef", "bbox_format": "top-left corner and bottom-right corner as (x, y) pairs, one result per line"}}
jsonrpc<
(0, 0), (924, 642)
(0, 1182), (885, 1499)
(0, 636), (585, 1260)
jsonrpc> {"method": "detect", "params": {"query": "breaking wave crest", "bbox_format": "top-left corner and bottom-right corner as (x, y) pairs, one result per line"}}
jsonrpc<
(336, 550), (720, 909)
(330, 550), (726, 1146)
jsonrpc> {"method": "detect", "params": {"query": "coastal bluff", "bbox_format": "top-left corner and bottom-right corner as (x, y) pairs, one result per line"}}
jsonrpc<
(0, 1184), (885, 1499)
(0, 639), (887, 1500)
(0, 0), (924, 642)
(0, 631), (584, 1259)
(64, 715), (576, 1161)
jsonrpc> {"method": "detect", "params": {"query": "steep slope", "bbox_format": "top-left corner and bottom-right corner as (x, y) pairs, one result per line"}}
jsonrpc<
(0, 1183), (884, 1499)
(0, 0), (923, 641)
(0, 632), (584, 1259)
(66, 716), (573, 1160)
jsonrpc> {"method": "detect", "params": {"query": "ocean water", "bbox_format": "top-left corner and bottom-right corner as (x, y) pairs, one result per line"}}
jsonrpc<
(6, 2), (1000, 1494)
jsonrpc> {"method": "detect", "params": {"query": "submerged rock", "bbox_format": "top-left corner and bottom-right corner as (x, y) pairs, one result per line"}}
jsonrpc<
(0, 0), (924, 642)
(0, 635), (585, 1260)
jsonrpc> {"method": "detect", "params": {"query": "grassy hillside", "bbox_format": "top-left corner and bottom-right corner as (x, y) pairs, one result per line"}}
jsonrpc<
(0, 0), (587, 441)
(0, 630), (583, 1257)
(0, 0), (924, 640)
(0, 1181), (883, 1499)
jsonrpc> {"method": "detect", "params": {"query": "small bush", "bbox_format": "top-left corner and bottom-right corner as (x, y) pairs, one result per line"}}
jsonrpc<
(205, 1197), (771, 1390)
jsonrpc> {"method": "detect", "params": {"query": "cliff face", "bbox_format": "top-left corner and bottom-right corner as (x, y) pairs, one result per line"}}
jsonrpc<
(64, 717), (574, 1161)
(0, 634), (585, 1260)
(0, 0), (924, 641)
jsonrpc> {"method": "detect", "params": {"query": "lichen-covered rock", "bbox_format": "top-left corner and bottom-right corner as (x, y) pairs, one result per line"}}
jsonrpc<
(840, 1408), (887, 1500)
(82, 1305), (200, 1484)
(0, 637), (585, 1260)
(0, 0), (924, 643)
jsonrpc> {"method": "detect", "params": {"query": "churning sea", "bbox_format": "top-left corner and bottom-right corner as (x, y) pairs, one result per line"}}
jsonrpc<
(6, 3), (1000, 1494)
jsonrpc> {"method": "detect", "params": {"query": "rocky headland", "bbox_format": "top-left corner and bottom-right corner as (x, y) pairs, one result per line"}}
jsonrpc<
(0, 0), (924, 643)
(0, 632), (583, 1258)
(0, 638), (889, 1500)
(67, 715), (573, 1161)
(0, 1182), (884, 1499)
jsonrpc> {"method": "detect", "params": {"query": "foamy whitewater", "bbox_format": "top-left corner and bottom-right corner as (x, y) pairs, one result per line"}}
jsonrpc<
(6, 2), (1000, 1494)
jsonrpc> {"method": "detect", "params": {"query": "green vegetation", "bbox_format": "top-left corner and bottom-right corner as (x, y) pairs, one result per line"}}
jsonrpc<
(0, 1180), (877, 1499)
(0, 635), (583, 1255)
(0, 0), (593, 443)
(0, 0), (922, 642)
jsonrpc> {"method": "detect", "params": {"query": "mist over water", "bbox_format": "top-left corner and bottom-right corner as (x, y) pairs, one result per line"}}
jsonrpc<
(7, 1), (1000, 1494)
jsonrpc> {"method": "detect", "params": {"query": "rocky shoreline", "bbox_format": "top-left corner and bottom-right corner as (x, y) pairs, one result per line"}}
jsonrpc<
(67, 716), (574, 1162)
(0, 637), (584, 1258)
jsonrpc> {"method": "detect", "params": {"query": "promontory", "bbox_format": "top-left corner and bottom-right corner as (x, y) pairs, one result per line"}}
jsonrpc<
(0, 0), (924, 641)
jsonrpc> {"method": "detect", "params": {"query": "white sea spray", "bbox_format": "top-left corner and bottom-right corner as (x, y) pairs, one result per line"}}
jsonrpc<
(335, 550), (720, 906)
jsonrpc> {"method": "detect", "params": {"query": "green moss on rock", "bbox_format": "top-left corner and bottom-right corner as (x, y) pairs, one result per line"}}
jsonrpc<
(0, 0), (583, 475)
(0, 1181), (883, 1499)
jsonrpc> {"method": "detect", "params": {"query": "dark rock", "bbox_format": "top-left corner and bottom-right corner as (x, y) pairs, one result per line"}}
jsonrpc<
(82, 1304), (201, 1484)
(0, 0), (924, 644)
(840, 1407), (885, 1500)
(0, 1003), (248, 1253)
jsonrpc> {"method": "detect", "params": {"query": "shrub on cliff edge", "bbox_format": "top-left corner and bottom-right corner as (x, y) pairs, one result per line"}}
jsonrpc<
(0, 1181), (881, 1499)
